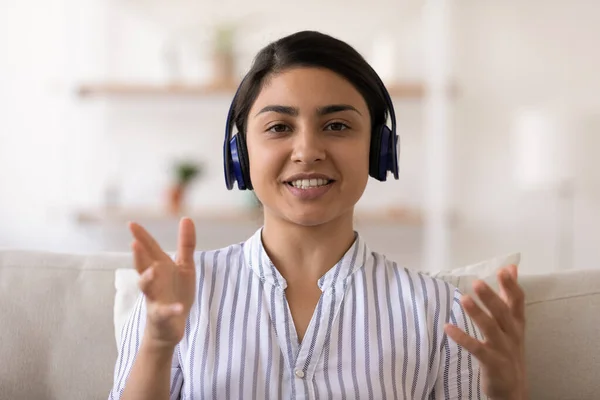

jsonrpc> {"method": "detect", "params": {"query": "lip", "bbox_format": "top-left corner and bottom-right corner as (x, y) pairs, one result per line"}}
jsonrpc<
(283, 172), (335, 183)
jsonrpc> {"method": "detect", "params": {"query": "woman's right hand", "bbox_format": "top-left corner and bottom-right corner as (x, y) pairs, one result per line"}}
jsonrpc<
(128, 217), (197, 349)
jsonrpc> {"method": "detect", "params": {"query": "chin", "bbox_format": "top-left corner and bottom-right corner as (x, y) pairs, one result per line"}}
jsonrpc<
(258, 187), (360, 228)
(280, 205), (352, 228)
(286, 215), (330, 227)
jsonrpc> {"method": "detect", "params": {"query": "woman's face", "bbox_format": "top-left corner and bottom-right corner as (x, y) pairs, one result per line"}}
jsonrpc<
(245, 66), (371, 227)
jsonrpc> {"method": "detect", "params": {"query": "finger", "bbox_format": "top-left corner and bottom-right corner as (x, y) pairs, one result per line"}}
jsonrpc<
(151, 302), (184, 323)
(498, 267), (526, 325)
(473, 280), (518, 339)
(509, 263), (518, 280)
(498, 266), (510, 302)
(138, 266), (157, 301)
(132, 240), (153, 275)
(461, 294), (507, 346)
(176, 217), (196, 266)
(498, 265), (518, 301)
(444, 323), (496, 365)
(129, 222), (170, 262)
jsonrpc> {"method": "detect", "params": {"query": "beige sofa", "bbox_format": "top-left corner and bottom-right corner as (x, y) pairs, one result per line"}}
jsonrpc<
(0, 248), (598, 400)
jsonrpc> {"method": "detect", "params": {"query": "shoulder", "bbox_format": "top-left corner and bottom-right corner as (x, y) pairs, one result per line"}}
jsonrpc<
(370, 250), (461, 314)
(374, 251), (458, 291)
(190, 241), (246, 272)
(182, 242), (250, 316)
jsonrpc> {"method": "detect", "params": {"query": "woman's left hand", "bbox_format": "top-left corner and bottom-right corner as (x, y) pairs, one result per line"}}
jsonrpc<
(444, 264), (528, 400)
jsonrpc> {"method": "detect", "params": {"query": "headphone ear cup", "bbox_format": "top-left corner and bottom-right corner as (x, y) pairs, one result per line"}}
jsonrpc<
(369, 125), (383, 180)
(235, 132), (253, 190)
(228, 135), (245, 190)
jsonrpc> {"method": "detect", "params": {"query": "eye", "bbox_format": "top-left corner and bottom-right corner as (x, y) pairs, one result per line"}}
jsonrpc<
(325, 122), (350, 131)
(267, 123), (291, 133)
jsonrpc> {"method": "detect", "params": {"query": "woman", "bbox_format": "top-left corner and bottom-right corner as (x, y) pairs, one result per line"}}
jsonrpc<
(109, 31), (527, 400)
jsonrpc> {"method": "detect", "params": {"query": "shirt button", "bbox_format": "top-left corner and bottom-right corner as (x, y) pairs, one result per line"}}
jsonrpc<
(294, 369), (305, 379)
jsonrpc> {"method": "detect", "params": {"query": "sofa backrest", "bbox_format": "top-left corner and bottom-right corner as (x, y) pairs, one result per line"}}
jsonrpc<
(518, 270), (600, 399)
(0, 249), (132, 400)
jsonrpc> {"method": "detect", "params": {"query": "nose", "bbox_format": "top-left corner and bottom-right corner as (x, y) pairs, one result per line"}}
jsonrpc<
(290, 129), (326, 165)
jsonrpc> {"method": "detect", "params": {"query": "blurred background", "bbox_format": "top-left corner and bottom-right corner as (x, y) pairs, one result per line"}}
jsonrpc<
(1, 0), (599, 274)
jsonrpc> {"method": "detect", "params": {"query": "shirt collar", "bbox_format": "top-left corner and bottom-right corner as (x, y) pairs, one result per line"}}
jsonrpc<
(242, 227), (369, 291)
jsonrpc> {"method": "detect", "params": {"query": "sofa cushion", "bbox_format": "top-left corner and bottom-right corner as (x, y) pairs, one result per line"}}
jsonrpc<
(0, 249), (131, 400)
(518, 269), (600, 400)
(114, 268), (140, 345)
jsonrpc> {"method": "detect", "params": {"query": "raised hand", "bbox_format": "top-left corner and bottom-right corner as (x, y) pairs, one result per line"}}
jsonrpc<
(444, 265), (528, 400)
(129, 217), (197, 349)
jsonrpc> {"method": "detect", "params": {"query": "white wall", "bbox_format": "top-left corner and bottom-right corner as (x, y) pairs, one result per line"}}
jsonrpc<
(2, 0), (600, 272)
(0, 0), (114, 250)
(88, 0), (428, 215)
(450, 1), (600, 270)
(0, 0), (70, 248)
(0, 0), (427, 254)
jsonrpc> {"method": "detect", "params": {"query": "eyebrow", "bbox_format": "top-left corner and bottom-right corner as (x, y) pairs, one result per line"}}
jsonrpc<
(255, 104), (361, 117)
(255, 105), (298, 117)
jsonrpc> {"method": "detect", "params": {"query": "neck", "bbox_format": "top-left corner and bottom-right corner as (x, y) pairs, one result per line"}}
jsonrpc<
(260, 209), (356, 287)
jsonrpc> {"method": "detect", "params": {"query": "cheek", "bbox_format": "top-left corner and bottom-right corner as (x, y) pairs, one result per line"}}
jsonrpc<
(247, 141), (284, 188)
(337, 140), (370, 177)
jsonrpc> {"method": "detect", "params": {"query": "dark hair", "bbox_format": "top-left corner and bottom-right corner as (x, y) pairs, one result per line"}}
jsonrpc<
(231, 30), (389, 136)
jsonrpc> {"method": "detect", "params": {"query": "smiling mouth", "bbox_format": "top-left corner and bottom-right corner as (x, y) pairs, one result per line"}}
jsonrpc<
(285, 178), (335, 189)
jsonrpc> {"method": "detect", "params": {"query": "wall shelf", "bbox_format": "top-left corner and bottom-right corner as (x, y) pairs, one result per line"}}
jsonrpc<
(76, 82), (239, 98)
(74, 206), (427, 226)
(76, 81), (456, 99)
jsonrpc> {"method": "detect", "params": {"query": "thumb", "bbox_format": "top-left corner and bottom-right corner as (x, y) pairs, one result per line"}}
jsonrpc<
(176, 217), (196, 266)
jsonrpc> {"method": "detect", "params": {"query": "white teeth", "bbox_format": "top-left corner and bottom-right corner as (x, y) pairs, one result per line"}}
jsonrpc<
(290, 178), (331, 189)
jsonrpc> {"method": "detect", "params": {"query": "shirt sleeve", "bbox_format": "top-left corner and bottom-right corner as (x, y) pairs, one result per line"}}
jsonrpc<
(107, 293), (184, 400)
(430, 288), (488, 400)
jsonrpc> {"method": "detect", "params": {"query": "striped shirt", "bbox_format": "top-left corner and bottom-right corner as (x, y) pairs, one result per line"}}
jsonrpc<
(109, 228), (486, 399)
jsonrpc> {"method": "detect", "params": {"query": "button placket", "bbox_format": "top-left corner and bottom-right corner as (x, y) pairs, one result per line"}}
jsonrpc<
(295, 288), (341, 388)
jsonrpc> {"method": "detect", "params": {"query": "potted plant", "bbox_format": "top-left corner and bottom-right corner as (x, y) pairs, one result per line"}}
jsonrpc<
(211, 22), (237, 87)
(167, 160), (203, 215)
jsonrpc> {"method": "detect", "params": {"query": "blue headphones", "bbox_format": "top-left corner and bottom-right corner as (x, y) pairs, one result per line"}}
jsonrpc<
(223, 71), (399, 190)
